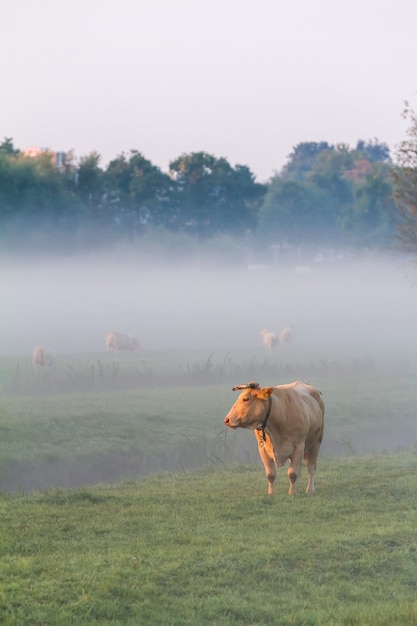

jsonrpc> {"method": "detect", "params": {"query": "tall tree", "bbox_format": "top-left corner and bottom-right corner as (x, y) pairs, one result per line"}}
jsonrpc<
(73, 151), (115, 245)
(391, 102), (417, 262)
(355, 139), (391, 163)
(340, 162), (396, 245)
(0, 137), (19, 155)
(77, 152), (103, 207)
(104, 150), (174, 239)
(280, 142), (332, 181)
(260, 141), (397, 248)
(0, 146), (80, 250)
(169, 152), (265, 237)
(258, 177), (337, 246)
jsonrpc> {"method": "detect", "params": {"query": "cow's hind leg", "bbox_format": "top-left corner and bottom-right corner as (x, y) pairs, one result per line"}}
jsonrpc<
(305, 443), (321, 494)
(255, 431), (276, 495)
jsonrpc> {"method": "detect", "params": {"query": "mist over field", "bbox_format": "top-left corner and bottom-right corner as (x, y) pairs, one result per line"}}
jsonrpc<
(1, 247), (417, 492)
(1, 249), (416, 358)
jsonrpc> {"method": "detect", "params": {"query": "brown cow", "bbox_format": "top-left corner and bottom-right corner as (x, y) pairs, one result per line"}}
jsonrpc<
(261, 329), (278, 351)
(32, 346), (54, 367)
(279, 326), (295, 344)
(224, 381), (324, 496)
(106, 332), (140, 352)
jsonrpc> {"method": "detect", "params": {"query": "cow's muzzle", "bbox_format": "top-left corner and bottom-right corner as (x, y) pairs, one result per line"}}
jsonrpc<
(224, 416), (237, 429)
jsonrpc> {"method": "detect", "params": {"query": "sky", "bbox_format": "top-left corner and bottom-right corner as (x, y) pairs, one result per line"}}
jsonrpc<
(1, 0), (416, 182)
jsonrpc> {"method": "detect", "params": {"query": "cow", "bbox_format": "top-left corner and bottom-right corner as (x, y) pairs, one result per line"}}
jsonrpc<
(279, 326), (295, 344)
(32, 346), (54, 367)
(106, 332), (140, 352)
(224, 381), (324, 496)
(261, 329), (278, 351)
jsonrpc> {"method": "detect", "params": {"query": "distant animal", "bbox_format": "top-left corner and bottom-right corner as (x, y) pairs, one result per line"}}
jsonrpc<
(224, 381), (325, 496)
(279, 326), (295, 344)
(32, 346), (54, 367)
(261, 329), (278, 351)
(106, 332), (140, 352)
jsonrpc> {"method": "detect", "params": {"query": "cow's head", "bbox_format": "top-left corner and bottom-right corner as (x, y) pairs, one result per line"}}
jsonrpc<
(224, 382), (273, 430)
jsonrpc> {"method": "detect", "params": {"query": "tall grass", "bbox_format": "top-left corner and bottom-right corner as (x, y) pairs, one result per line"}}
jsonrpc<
(4, 349), (415, 395)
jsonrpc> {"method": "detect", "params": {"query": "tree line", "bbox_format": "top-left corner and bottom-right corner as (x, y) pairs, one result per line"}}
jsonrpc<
(0, 126), (415, 259)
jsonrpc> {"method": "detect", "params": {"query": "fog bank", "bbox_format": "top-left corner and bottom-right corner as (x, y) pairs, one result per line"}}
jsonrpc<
(1, 251), (416, 358)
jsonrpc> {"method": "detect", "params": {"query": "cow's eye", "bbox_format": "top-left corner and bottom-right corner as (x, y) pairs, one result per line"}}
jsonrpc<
(242, 397), (249, 402)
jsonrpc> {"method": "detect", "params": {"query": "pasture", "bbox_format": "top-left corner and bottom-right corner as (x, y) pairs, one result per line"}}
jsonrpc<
(0, 343), (416, 492)
(1, 453), (417, 625)
(1, 343), (416, 624)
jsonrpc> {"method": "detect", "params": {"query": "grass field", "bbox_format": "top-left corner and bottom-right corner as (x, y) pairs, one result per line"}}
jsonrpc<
(0, 346), (416, 492)
(1, 346), (416, 624)
(1, 452), (417, 625)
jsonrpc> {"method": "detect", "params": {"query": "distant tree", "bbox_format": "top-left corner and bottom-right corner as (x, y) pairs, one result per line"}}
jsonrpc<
(0, 146), (81, 250)
(169, 152), (266, 237)
(260, 140), (398, 249)
(355, 139), (391, 163)
(258, 176), (338, 246)
(0, 137), (19, 155)
(258, 178), (312, 244)
(73, 152), (115, 244)
(169, 152), (265, 237)
(0, 150), (22, 220)
(280, 142), (332, 181)
(309, 145), (354, 207)
(391, 101), (417, 262)
(104, 150), (174, 240)
(340, 162), (396, 245)
(76, 151), (105, 213)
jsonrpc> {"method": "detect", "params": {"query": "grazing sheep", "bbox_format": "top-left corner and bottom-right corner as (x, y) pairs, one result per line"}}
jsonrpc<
(106, 332), (140, 352)
(261, 329), (278, 351)
(32, 346), (54, 367)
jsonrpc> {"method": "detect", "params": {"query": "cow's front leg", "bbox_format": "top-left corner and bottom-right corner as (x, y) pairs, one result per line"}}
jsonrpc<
(287, 446), (304, 495)
(254, 431), (276, 495)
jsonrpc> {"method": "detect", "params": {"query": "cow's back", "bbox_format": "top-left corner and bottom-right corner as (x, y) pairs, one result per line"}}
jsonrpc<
(106, 332), (139, 351)
(292, 380), (325, 417)
(271, 380), (324, 435)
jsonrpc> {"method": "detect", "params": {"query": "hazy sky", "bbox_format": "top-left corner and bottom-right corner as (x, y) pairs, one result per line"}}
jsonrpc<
(2, 0), (416, 181)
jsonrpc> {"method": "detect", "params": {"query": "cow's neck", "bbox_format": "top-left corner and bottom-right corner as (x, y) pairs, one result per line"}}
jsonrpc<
(256, 396), (272, 442)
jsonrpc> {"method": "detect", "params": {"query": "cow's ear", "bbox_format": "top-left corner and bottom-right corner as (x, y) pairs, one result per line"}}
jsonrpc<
(259, 387), (273, 398)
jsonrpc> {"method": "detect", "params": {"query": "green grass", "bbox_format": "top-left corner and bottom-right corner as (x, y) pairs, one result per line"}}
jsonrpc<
(1, 348), (416, 623)
(0, 385), (243, 490)
(1, 452), (417, 625)
(0, 349), (416, 491)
